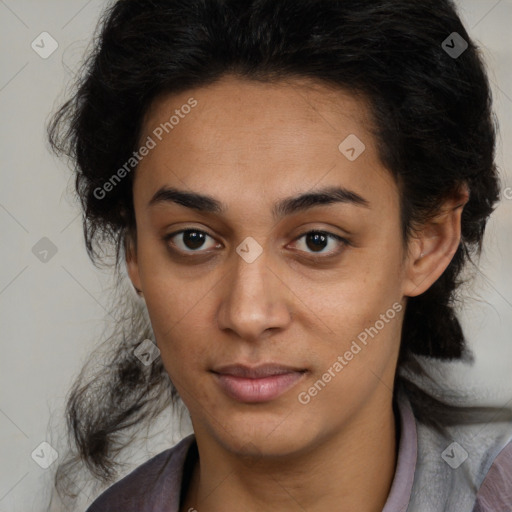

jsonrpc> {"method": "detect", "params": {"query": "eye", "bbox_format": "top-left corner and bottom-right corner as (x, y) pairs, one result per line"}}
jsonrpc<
(164, 229), (219, 254)
(163, 228), (349, 258)
(291, 230), (348, 257)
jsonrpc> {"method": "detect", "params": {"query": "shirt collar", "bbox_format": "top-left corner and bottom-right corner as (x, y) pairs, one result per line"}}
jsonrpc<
(381, 386), (418, 511)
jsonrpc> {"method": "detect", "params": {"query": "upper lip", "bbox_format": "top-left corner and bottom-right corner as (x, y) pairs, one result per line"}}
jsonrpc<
(212, 363), (306, 379)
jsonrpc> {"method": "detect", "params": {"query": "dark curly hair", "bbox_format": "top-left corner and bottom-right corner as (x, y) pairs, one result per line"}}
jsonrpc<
(45, 0), (503, 509)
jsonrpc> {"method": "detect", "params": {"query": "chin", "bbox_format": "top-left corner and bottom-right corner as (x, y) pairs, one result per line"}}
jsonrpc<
(204, 405), (319, 459)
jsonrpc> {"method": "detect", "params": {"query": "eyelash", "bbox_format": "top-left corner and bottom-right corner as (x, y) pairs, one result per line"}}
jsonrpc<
(163, 228), (350, 259)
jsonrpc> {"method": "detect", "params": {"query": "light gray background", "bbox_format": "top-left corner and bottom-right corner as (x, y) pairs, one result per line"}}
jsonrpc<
(0, 1), (511, 511)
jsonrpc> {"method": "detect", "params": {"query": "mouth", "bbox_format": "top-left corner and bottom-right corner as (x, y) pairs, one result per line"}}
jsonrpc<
(211, 363), (308, 403)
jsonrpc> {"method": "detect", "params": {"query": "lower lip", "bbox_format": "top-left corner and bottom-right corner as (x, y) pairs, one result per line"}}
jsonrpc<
(213, 372), (306, 403)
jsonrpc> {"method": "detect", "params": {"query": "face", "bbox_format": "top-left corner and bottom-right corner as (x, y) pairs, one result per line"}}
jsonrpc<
(126, 75), (459, 458)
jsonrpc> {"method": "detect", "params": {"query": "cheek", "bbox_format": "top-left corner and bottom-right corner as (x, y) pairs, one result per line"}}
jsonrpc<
(137, 233), (204, 329)
(138, 273), (217, 388)
(134, 249), (197, 371)
(318, 245), (403, 330)
(304, 241), (404, 376)
(143, 284), (205, 363)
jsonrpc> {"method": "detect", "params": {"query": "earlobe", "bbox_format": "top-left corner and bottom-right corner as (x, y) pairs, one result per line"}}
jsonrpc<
(402, 184), (469, 298)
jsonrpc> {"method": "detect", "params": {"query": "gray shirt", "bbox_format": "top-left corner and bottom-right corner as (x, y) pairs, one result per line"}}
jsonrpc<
(85, 385), (512, 511)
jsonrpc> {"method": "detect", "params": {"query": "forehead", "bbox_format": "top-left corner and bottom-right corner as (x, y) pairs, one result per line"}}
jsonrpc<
(141, 75), (375, 148)
(134, 75), (397, 217)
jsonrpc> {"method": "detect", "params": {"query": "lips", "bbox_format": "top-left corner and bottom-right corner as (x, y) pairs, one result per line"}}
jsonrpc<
(211, 363), (307, 403)
(213, 363), (305, 378)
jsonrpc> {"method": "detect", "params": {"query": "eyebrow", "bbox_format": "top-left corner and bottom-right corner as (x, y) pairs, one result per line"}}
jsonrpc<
(148, 185), (370, 219)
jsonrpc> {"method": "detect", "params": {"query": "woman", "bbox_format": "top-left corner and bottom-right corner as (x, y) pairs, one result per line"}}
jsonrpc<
(46, 0), (512, 511)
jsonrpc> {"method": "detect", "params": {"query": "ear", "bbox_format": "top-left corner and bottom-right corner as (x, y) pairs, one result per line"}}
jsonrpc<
(125, 231), (144, 298)
(402, 183), (470, 298)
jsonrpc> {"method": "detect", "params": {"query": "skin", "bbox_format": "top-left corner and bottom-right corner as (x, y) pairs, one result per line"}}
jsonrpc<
(126, 74), (469, 512)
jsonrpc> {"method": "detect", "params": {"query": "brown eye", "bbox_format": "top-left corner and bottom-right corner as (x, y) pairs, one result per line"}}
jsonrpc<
(164, 229), (218, 253)
(305, 232), (328, 252)
(292, 231), (348, 257)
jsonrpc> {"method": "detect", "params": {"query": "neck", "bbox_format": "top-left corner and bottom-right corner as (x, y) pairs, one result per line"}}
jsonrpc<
(182, 390), (399, 512)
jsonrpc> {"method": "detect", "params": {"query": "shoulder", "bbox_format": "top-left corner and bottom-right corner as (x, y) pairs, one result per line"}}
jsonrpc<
(414, 415), (511, 509)
(402, 381), (512, 512)
(473, 438), (512, 512)
(85, 434), (196, 512)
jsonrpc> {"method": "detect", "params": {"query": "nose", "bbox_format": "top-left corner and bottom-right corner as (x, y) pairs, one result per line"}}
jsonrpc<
(216, 248), (292, 343)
